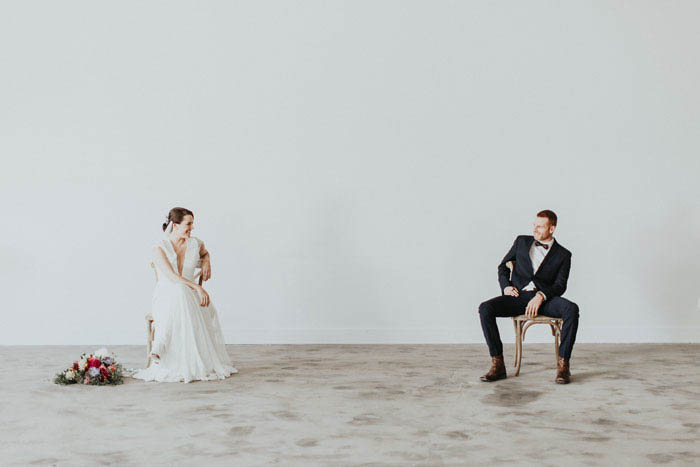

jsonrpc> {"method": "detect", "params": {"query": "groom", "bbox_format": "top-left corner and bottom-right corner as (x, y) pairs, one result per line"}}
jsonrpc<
(478, 210), (579, 384)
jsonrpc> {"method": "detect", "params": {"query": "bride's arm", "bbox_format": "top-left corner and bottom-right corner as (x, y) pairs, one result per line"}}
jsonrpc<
(199, 242), (211, 281)
(153, 247), (210, 306)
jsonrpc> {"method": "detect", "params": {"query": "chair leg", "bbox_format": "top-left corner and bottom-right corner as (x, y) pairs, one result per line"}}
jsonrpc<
(147, 320), (153, 368)
(513, 320), (518, 366)
(549, 323), (558, 361)
(515, 321), (523, 376)
(554, 323), (561, 363)
(516, 322), (522, 368)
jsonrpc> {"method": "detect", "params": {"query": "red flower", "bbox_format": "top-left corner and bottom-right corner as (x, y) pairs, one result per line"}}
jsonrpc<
(73, 362), (79, 370)
(100, 366), (109, 378)
(87, 358), (101, 369)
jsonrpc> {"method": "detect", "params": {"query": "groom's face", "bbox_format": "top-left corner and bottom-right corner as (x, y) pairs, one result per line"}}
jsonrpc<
(533, 216), (555, 241)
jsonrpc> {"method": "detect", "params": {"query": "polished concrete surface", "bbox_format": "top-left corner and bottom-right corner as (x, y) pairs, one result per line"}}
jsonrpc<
(1, 344), (698, 466)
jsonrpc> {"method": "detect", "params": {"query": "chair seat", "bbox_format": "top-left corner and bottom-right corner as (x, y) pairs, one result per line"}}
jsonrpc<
(512, 315), (562, 323)
(145, 313), (153, 322)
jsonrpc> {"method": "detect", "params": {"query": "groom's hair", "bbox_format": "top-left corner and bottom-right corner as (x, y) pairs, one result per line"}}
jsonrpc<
(537, 209), (557, 226)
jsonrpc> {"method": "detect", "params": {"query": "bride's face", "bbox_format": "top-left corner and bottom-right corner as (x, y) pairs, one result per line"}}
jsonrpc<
(173, 215), (194, 238)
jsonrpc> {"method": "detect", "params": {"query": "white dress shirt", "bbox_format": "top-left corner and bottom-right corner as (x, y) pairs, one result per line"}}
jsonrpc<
(522, 237), (554, 297)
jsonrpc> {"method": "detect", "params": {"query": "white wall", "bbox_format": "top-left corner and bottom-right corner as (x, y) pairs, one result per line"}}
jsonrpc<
(2, 1), (699, 345)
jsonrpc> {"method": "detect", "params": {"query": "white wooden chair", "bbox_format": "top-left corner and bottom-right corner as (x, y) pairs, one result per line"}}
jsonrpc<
(146, 261), (203, 367)
(505, 261), (563, 376)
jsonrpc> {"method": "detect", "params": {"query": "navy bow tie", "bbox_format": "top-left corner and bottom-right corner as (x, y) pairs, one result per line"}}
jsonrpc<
(535, 241), (549, 250)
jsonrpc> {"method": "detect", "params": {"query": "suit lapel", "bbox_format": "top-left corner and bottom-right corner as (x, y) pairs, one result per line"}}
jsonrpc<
(534, 238), (559, 275)
(523, 236), (535, 276)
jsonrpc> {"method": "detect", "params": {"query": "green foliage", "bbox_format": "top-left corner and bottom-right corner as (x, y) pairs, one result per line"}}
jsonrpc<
(54, 355), (125, 386)
(53, 372), (78, 385)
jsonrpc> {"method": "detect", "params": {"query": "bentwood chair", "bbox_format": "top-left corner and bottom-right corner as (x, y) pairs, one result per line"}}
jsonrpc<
(146, 261), (203, 367)
(505, 261), (563, 376)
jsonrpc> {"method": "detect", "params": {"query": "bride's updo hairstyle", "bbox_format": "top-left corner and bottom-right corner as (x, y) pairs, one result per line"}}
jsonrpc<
(163, 207), (194, 231)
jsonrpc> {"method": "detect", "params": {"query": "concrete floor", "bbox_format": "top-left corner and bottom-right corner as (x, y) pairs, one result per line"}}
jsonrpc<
(0, 344), (698, 466)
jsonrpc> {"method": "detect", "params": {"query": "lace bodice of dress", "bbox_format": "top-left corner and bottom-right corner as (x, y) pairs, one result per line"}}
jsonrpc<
(156, 235), (201, 281)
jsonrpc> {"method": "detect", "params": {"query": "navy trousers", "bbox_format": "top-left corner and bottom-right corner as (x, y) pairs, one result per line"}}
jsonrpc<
(478, 291), (579, 359)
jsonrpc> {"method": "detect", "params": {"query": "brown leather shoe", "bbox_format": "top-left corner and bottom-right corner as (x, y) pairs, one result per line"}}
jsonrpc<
(555, 357), (571, 384)
(480, 355), (507, 382)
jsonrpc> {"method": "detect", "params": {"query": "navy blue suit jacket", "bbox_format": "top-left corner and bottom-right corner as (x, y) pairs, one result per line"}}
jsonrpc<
(497, 235), (572, 299)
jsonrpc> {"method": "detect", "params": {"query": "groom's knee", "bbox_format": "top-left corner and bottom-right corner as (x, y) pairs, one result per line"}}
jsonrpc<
(479, 300), (494, 318)
(563, 301), (579, 321)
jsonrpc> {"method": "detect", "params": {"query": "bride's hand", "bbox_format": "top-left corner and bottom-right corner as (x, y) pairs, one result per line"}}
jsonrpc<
(201, 260), (211, 282)
(195, 285), (210, 307)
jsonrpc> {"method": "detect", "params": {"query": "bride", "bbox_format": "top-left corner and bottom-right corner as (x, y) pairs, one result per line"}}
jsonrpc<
(133, 207), (237, 383)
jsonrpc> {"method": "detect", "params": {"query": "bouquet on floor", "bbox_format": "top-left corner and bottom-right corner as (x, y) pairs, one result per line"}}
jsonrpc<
(54, 348), (124, 385)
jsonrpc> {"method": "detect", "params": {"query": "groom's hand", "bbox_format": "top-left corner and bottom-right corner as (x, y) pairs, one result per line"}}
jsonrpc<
(525, 294), (544, 318)
(504, 286), (519, 297)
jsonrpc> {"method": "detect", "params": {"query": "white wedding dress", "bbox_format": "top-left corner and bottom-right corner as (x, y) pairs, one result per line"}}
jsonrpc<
(132, 235), (237, 383)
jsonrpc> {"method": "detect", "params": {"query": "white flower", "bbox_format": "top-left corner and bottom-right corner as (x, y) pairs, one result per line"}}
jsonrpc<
(64, 370), (75, 381)
(94, 348), (111, 359)
(78, 356), (88, 371)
